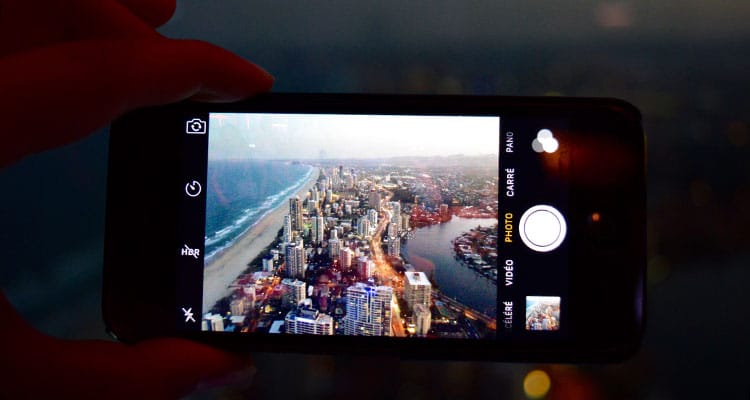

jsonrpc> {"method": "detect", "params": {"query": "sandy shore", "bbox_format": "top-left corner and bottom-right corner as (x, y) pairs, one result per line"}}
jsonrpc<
(202, 168), (319, 311)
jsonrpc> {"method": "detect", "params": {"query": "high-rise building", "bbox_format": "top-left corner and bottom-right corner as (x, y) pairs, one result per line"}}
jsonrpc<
(281, 278), (306, 308)
(404, 271), (432, 310)
(328, 236), (340, 260)
(368, 209), (378, 227)
(343, 283), (392, 336)
(285, 239), (306, 279)
(284, 306), (334, 335)
(326, 189), (334, 204)
(387, 221), (398, 238)
(390, 201), (401, 218)
(312, 215), (325, 244)
(391, 214), (402, 236)
(413, 303), (431, 336)
(369, 191), (381, 212)
(289, 197), (303, 230)
(283, 214), (292, 243)
(339, 247), (353, 270)
(357, 217), (370, 237)
(357, 256), (374, 279)
(387, 237), (400, 257)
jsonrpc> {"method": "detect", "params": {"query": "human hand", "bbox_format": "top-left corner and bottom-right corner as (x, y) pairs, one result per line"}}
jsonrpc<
(0, 1), (272, 398)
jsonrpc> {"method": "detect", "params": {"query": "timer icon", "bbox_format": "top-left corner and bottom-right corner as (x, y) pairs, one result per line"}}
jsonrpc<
(185, 180), (202, 197)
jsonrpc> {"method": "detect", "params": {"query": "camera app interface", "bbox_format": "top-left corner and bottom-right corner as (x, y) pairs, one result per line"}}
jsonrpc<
(199, 113), (501, 339)
(186, 112), (568, 340)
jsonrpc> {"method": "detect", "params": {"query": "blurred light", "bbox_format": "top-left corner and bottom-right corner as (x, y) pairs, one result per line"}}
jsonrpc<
(594, 2), (633, 28)
(524, 369), (551, 399)
(590, 212), (601, 222)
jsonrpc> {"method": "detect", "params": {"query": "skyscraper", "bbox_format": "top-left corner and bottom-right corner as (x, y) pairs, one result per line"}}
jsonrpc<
(404, 271), (432, 311)
(387, 237), (400, 257)
(390, 201), (401, 218)
(289, 197), (303, 231)
(356, 256), (374, 279)
(328, 235), (340, 260)
(369, 191), (381, 212)
(285, 239), (306, 279)
(312, 215), (325, 244)
(357, 217), (370, 237)
(343, 283), (393, 336)
(339, 247), (353, 270)
(283, 214), (292, 243)
(368, 209), (378, 227)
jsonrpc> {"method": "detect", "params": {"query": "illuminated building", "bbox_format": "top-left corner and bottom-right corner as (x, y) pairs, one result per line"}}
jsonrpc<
(285, 239), (306, 279)
(289, 197), (303, 230)
(404, 271), (432, 310)
(282, 214), (292, 243)
(358, 217), (370, 237)
(390, 201), (401, 219)
(414, 303), (431, 336)
(328, 229), (340, 260)
(344, 283), (392, 336)
(387, 237), (400, 257)
(388, 220), (398, 238)
(368, 209), (378, 226)
(312, 215), (325, 244)
(281, 278), (306, 308)
(357, 256), (374, 279)
(340, 247), (353, 270)
(285, 306), (334, 335)
(369, 191), (381, 212)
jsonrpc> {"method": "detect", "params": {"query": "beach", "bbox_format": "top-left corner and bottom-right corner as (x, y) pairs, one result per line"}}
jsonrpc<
(202, 168), (320, 310)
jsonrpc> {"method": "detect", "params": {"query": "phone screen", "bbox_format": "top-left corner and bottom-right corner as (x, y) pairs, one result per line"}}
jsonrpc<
(176, 111), (570, 341)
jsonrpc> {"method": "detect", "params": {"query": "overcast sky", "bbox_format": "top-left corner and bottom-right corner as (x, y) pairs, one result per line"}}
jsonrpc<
(208, 113), (499, 160)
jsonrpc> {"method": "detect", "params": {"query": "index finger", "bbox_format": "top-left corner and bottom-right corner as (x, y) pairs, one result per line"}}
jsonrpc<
(0, 37), (273, 168)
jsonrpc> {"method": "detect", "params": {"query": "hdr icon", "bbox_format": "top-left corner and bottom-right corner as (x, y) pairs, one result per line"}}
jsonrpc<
(181, 244), (200, 259)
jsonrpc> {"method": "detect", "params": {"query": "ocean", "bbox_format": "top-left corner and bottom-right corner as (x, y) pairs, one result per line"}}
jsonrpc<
(204, 160), (314, 262)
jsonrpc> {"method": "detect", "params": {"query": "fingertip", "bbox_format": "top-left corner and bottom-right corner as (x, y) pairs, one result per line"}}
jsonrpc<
(117, 0), (177, 27)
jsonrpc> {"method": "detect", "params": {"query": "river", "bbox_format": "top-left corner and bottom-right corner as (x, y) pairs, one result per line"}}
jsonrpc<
(402, 217), (498, 317)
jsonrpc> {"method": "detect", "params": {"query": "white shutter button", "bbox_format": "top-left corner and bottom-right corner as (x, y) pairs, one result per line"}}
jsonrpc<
(519, 205), (567, 252)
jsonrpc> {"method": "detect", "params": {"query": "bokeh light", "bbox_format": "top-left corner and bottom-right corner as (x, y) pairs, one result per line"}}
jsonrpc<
(524, 369), (551, 399)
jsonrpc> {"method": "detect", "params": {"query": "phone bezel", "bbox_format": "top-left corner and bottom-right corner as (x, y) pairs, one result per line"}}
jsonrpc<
(103, 93), (645, 362)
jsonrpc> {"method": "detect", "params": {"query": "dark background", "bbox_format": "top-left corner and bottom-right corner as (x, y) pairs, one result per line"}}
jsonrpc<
(1, 1), (748, 398)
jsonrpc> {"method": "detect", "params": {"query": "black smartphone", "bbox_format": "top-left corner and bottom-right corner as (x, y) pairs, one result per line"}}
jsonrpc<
(103, 93), (645, 362)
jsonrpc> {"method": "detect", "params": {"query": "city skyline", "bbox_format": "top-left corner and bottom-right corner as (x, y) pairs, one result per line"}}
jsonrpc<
(208, 112), (500, 160)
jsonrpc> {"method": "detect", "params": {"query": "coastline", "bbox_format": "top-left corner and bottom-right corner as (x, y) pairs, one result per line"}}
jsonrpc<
(202, 167), (320, 311)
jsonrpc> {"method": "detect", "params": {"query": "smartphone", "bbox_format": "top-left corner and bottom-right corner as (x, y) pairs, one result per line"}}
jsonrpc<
(103, 93), (645, 362)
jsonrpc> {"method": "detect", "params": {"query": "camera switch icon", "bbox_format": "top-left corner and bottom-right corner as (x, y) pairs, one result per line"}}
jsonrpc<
(186, 118), (207, 134)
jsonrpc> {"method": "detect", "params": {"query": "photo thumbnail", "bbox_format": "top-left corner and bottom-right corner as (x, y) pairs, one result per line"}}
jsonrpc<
(525, 295), (560, 331)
